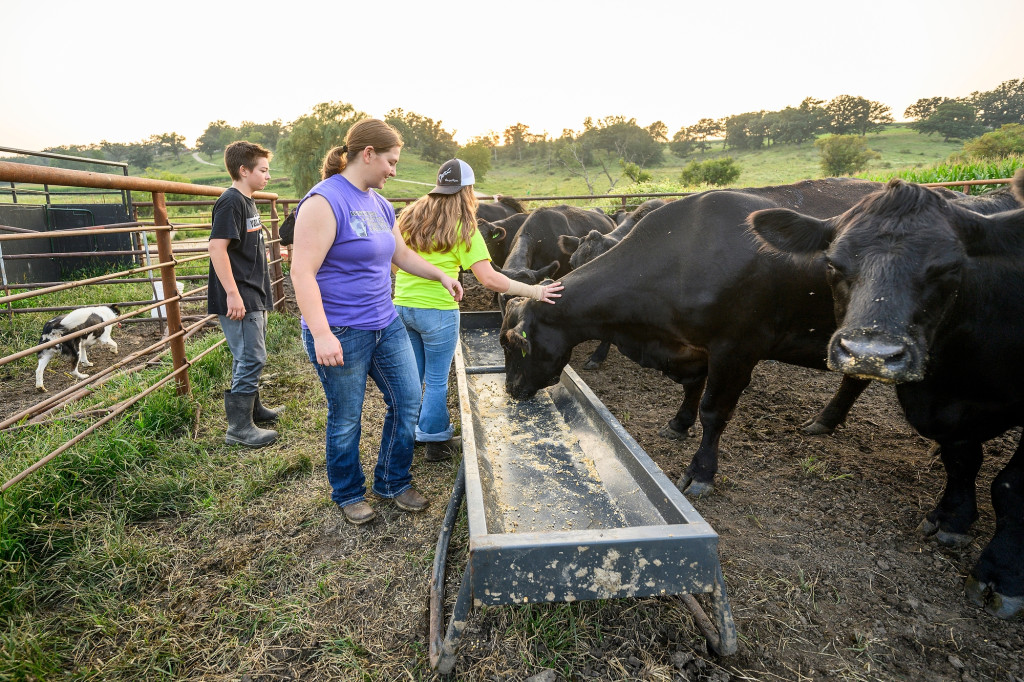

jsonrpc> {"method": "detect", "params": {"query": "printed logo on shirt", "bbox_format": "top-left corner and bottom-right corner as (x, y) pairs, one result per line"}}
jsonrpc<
(246, 215), (262, 232)
(349, 210), (391, 237)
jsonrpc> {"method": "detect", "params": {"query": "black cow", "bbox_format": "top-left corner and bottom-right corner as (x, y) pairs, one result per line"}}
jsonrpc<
(476, 194), (527, 223)
(498, 205), (615, 287)
(479, 212), (530, 268)
(561, 199), (669, 270)
(747, 174), (1024, 619)
(544, 201), (672, 371)
(499, 179), (893, 497)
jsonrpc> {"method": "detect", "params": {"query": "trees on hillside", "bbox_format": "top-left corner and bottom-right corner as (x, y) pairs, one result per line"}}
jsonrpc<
(910, 101), (983, 142)
(905, 79), (1024, 141)
(196, 120), (284, 157)
(970, 78), (1024, 128)
(723, 111), (769, 150)
(277, 101), (367, 195)
(825, 95), (893, 136)
(816, 135), (879, 176)
(457, 143), (492, 182)
(385, 109), (458, 163)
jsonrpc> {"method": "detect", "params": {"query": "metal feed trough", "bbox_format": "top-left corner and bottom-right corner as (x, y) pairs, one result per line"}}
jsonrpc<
(429, 312), (737, 673)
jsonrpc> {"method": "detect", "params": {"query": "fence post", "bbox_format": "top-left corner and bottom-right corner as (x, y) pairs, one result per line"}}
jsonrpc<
(268, 199), (285, 308)
(153, 191), (191, 396)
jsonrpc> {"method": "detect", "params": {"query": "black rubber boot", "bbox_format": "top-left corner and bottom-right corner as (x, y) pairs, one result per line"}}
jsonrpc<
(425, 436), (462, 462)
(224, 390), (278, 447)
(253, 390), (284, 424)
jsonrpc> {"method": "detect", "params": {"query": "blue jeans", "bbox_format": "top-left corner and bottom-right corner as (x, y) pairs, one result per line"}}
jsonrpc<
(396, 306), (459, 442)
(302, 316), (420, 507)
(219, 311), (267, 394)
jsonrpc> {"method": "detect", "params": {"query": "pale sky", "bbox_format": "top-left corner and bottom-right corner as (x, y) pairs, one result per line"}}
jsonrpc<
(2, 0), (1022, 152)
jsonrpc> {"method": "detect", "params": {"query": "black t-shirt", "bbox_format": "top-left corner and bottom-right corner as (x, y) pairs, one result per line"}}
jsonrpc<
(207, 187), (273, 314)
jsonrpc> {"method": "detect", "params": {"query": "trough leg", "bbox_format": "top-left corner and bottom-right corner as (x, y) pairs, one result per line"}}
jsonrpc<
(430, 461), (472, 673)
(435, 565), (473, 675)
(680, 561), (737, 656)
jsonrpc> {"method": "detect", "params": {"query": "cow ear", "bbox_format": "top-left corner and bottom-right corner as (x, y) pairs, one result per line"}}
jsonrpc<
(479, 219), (504, 242)
(748, 208), (834, 256)
(953, 204), (1024, 257)
(587, 229), (604, 240)
(536, 260), (560, 280)
(1013, 167), (1024, 205)
(503, 325), (532, 356)
(558, 235), (581, 255)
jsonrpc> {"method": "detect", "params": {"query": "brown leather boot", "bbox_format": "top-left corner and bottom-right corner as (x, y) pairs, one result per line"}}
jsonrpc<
(340, 501), (376, 525)
(393, 488), (429, 512)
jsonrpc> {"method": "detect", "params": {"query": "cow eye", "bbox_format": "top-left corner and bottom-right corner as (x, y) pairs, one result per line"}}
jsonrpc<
(926, 260), (962, 279)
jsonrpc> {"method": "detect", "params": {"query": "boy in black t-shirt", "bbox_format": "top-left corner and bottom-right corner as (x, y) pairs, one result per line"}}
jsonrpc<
(208, 141), (281, 447)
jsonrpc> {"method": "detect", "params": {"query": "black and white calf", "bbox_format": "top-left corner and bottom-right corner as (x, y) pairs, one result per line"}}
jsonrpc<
(35, 305), (120, 391)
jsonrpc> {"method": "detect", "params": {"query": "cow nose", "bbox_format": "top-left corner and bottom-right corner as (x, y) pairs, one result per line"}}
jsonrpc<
(838, 337), (907, 364)
(829, 331), (918, 382)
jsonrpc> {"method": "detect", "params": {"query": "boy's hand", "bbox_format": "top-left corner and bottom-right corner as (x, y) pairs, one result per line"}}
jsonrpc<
(226, 291), (245, 320)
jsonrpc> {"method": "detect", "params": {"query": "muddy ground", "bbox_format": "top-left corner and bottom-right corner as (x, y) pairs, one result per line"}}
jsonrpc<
(453, 275), (1023, 681)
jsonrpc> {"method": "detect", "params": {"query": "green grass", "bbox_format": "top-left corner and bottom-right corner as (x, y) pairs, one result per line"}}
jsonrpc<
(0, 313), (317, 678)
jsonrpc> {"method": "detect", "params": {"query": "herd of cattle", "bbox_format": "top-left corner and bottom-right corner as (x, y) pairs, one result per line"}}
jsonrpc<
(480, 171), (1024, 621)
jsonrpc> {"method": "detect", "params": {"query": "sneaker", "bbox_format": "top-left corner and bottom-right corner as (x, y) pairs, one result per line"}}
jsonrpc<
(393, 488), (429, 512)
(425, 436), (462, 462)
(340, 501), (377, 525)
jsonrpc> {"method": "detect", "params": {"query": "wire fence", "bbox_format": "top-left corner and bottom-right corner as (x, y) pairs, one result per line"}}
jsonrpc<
(0, 161), (282, 491)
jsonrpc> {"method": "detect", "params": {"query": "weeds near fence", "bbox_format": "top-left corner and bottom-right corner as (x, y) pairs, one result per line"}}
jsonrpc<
(859, 154), (1024, 192)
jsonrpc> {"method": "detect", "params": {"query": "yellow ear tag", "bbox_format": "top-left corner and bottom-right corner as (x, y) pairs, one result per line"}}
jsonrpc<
(521, 331), (527, 357)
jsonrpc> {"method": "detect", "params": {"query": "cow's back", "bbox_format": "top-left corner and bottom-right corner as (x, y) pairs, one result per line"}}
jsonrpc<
(504, 206), (614, 276)
(566, 180), (884, 361)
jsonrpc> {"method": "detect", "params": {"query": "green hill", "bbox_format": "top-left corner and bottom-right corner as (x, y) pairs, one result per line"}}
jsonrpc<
(135, 124), (968, 202)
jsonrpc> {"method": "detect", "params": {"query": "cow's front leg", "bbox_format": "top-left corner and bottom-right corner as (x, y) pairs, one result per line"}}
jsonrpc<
(677, 354), (755, 497)
(918, 440), (982, 547)
(801, 375), (870, 435)
(967, 437), (1024, 618)
(582, 340), (612, 370)
(659, 373), (708, 441)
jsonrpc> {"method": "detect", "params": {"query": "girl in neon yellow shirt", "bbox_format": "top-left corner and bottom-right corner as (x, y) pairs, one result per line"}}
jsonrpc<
(394, 159), (562, 461)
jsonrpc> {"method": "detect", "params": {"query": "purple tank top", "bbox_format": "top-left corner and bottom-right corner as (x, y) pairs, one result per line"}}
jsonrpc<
(298, 174), (398, 330)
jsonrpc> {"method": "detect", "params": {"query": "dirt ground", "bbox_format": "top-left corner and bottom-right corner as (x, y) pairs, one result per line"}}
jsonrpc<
(453, 275), (1023, 681)
(4, 273), (1022, 681)
(0, 313), (211, 423)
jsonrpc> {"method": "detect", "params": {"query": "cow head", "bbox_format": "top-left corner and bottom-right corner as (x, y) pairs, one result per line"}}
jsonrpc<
(749, 174), (1024, 383)
(479, 218), (507, 263)
(496, 261), (561, 312)
(500, 297), (572, 399)
(568, 229), (616, 270)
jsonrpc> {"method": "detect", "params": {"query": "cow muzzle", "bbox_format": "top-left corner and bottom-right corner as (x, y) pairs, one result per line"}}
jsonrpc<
(827, 328), (924, 383)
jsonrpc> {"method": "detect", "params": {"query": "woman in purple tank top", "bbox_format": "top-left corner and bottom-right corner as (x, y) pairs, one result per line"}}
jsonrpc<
(291, 119), (463, 526)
